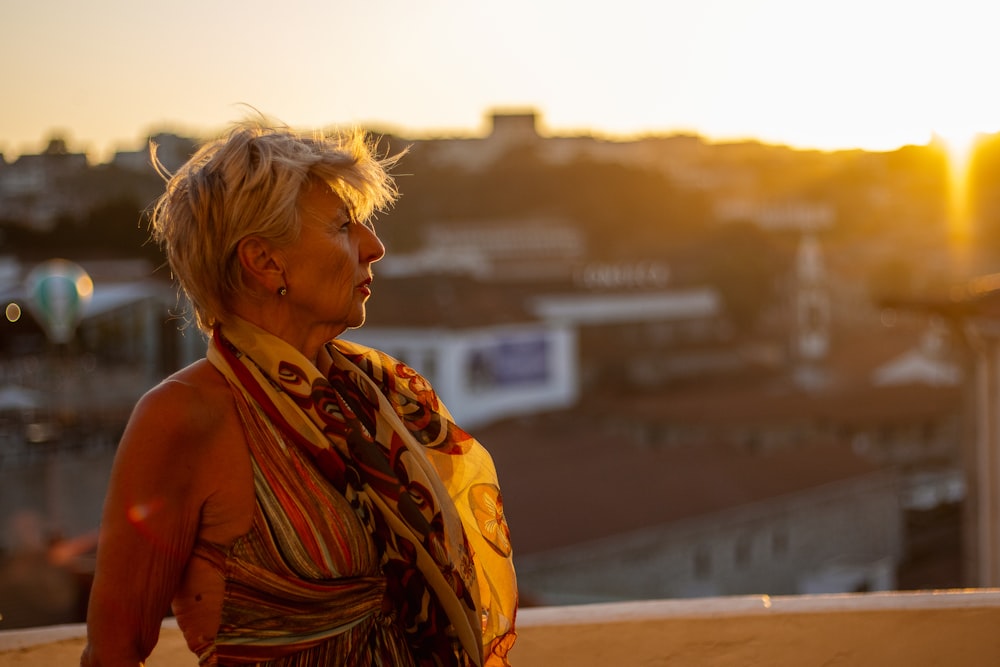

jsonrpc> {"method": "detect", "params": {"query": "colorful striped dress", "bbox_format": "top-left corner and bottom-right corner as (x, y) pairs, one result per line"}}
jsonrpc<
(194, 387), (415, 666)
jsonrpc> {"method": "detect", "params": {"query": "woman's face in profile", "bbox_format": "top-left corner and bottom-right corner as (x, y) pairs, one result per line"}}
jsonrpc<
(279, 181), (386, 338)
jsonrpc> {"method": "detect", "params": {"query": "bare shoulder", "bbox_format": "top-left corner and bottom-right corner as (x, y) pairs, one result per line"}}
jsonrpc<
(118, 359), (243, 475)
(135, 359), (234, 431)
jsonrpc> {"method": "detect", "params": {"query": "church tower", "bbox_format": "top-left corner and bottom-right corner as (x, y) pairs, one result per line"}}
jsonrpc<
(792, 232), (831, 389)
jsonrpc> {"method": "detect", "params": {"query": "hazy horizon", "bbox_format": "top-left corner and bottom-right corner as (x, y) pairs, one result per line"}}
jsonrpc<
(4, 0), (1000, 162)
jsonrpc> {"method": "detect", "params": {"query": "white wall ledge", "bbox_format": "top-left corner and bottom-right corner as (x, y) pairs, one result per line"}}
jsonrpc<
(519, 588), (1000, 626)
(4, 590), (1000, 666)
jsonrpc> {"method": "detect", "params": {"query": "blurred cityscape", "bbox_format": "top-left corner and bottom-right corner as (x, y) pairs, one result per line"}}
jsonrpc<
(3, 109), (1000, 627)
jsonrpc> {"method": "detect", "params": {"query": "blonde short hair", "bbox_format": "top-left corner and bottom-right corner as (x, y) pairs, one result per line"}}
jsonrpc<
(149, 117), (402, 332)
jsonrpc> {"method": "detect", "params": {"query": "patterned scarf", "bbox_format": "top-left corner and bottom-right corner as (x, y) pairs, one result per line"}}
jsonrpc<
(207, 317), (517, 666)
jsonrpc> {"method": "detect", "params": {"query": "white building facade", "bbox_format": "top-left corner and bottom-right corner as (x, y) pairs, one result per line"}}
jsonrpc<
(345, 321), (578, 429)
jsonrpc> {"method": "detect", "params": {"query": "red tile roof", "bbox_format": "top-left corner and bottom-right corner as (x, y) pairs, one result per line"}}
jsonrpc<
(480, 415), (887, 556)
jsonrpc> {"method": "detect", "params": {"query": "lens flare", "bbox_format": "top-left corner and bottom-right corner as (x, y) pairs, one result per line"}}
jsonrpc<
(127, 499), (163, 524)
(936, 127), (983, 272)
(5, 303), (21, 322)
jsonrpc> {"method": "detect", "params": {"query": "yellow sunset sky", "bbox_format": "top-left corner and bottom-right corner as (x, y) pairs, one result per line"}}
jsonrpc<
(2, 0), (999, 162)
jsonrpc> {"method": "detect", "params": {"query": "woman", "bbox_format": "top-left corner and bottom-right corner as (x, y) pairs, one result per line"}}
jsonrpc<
(81, 119), (517, 666)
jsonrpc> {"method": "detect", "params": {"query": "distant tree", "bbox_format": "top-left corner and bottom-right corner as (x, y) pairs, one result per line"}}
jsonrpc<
(72, 164), (163, 208)
(553, 156), (710, 258)
(0, 198), (162, 264)
(698, 222), (793, 333)
(81, 198), (162, 261)
(383, 146), (712, 260)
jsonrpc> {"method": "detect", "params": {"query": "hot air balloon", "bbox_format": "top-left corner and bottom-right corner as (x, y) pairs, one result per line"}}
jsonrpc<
(23, 259), (93, 345)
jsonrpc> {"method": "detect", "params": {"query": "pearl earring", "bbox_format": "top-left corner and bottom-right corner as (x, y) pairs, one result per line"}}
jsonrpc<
(278, 286), (288, 297)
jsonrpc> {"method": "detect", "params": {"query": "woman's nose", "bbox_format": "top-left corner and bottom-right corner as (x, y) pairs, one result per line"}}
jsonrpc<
(363, 226), (386, 263)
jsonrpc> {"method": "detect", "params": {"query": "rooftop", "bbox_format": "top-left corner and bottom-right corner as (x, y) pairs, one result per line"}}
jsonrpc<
(481, 416), (884, 556)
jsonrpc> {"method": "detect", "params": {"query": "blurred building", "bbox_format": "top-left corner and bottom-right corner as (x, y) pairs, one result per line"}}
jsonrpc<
(111, 132), (197, 175)
(0, 139), (90, 231)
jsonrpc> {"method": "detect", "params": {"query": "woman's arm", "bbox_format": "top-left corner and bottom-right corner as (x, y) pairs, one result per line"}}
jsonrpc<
(81, 379), (216, 667)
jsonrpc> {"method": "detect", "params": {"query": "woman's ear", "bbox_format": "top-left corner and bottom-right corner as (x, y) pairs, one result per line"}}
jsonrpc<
(236, 236), (284, 293)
